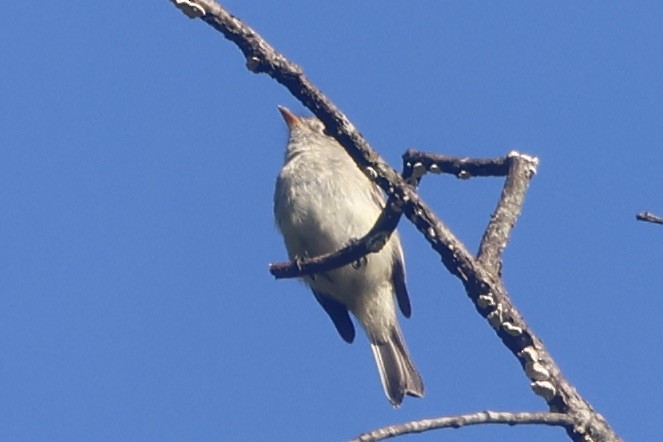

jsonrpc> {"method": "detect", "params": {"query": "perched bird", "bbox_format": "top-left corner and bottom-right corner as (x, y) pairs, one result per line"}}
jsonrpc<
(273, 106), (424, 406)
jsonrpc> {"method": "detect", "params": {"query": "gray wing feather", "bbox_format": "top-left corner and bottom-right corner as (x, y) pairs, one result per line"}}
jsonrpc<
(392, 251), (411, 318)
(313, 290), (355, 343)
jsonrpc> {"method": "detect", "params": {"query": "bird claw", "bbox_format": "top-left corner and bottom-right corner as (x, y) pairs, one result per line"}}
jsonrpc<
(347, 238), (367, 269)
(352, 256), (367, 269)
(294, 255), (315, 280)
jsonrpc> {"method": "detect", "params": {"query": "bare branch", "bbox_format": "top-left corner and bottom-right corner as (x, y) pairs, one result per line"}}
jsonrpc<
(636, 211), (663, 225)
(188, 0), (405, 197)
(403, 149), (512, 184)
(477, 152), (539, 274)
(269, 195), (403, 279)
(352, 411), (575, 442)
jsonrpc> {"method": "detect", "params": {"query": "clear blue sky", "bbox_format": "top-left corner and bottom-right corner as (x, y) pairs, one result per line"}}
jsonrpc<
(1, 2), (661, 441)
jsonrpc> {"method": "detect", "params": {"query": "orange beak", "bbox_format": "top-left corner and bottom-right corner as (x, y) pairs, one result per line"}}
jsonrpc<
(277, 105), (300, 129)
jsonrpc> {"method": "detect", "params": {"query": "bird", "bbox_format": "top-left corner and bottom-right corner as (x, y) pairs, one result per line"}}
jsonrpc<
(273, 106), (424, 406)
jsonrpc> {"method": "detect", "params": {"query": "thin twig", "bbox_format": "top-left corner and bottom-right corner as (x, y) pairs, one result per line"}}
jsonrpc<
(477, 152), (539, 275)
(352, 411), (575, 441)
(269, 195), (403, 278)
(403, 149), (511, 184)
(636, 211), (663, 225)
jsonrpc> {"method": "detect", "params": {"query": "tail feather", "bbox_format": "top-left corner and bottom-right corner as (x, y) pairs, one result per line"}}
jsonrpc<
(370, 325), (424, 407)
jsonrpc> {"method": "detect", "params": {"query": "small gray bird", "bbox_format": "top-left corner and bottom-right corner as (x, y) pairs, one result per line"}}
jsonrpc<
(273, 106), (424, 406)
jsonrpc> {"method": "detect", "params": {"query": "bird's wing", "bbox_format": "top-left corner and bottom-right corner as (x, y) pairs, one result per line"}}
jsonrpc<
(392, 246), (411, 318)
(313, 290), (355, 343)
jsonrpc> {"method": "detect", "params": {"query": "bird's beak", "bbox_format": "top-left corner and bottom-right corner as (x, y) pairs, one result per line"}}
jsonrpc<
(278, 105), (300, 129)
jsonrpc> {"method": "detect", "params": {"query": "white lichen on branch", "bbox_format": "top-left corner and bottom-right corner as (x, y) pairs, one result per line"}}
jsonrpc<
(171, 0), (206, 18)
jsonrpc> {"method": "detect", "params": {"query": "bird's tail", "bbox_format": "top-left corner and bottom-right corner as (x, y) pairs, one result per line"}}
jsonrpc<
(370, 324), (424, 407)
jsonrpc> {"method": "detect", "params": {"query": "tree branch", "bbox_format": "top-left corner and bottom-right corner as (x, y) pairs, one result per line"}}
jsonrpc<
(170, 1), (620, 440)
(477, 151), (539, 274)
(402, 149), (512, 183)
(269, 195), (403, 278)
(636, 211), (663, 225)
(352, 411), (575, 442)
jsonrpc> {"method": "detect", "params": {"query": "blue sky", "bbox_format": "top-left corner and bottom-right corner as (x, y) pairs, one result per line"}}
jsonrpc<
(1, 2), (662, 441)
